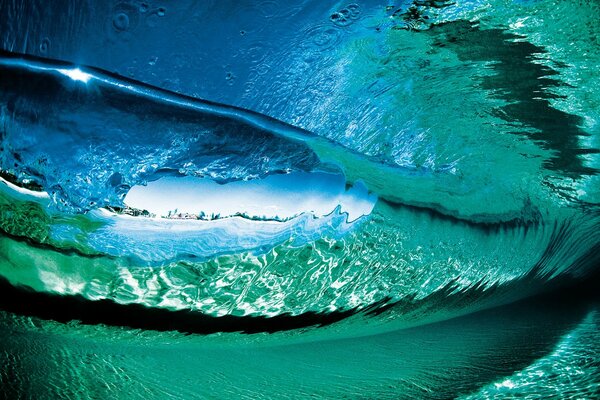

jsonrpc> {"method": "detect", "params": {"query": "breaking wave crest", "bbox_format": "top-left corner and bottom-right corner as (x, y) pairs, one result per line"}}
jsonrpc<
(0, 51), (598, 334)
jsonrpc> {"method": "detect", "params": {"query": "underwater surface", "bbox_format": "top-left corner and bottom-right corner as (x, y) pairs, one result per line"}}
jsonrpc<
(0, 0), (599, 398)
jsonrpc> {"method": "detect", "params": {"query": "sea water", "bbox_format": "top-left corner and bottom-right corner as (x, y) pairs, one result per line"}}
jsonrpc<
(0, 0), (599, 398)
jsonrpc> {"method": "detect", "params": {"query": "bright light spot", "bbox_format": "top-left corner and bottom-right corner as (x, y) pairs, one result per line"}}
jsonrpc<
(495, 379), (516, 390)
(509, 17), (528, 30)
(57, 68), (92, 83)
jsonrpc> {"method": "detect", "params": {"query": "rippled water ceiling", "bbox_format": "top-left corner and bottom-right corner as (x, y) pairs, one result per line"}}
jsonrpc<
(0, 0), (599, 398)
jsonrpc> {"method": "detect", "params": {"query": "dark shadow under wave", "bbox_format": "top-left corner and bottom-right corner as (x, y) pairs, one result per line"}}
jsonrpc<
(0, 254), (597, 336)
(0, 276), (359, 334)
(0, 268), (598, 399)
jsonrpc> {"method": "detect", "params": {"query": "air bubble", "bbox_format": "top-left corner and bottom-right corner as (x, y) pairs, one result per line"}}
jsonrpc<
(330, 4), (361, 27)
(255, 63), (270, 76)
(39, 37), (51, 54)
(225, 71), (237, 86)
(302, 25), (343, 50)
(105, 3), (139, 41)
(113, 12), (130, 31)
(346, 4), (361, 20)
(330, 12), (348, 26)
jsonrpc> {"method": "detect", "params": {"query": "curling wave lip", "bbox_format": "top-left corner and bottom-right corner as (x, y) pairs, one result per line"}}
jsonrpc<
(0, 50), (540, 223)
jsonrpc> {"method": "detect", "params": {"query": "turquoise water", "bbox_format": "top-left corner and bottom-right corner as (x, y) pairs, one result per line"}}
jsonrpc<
(0, 0), (599, 398)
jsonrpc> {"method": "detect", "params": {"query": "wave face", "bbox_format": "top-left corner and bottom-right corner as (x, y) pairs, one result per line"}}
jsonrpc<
(1, 0), (600, 398)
